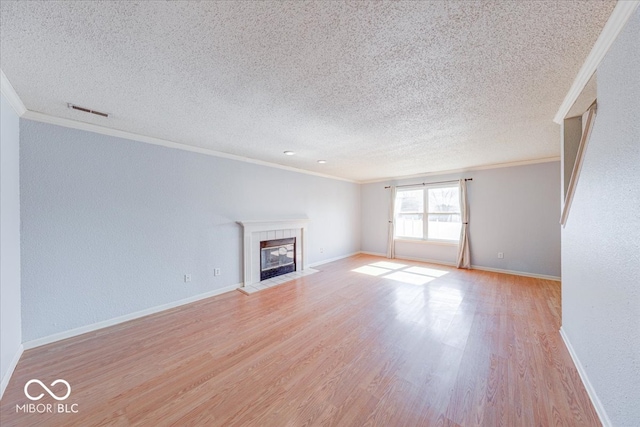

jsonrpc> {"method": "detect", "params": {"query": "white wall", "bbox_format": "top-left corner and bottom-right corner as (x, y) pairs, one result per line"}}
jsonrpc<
(561, 9), (640, 426)
(361, 161), (561, 278)
(19, 119), (361, 342)
(0, 94), (22, 394)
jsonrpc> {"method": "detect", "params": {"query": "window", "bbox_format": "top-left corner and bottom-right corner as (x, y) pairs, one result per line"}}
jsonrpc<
(395, 185), (461, 242)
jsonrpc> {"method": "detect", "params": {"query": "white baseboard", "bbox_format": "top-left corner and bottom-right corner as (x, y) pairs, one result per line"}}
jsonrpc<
(470, 265), (561, 281)
(1, 343), (24, 399)
(559, 327), (611, 427)
(400, 256), (457, 267)
(358, 251), (560, 280)
(308, 251), (361, 268)
(360, 251), (457, 267)
(23, 284), (240, 350)
(359, 250), (387, 257)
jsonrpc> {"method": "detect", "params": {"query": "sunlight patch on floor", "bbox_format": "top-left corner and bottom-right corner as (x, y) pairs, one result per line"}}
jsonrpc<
(351, 265), (391, 276)
(405, 266), (449, 278)
(386, 271), (435, 286)
(369, 261), (407, 270)
(351, 260), (449, 286)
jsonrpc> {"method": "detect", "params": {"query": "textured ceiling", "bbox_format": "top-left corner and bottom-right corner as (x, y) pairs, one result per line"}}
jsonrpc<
(0, 1), (615, 181)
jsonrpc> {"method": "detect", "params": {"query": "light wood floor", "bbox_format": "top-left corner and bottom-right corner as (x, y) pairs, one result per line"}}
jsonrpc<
(0, 254), (599, 426)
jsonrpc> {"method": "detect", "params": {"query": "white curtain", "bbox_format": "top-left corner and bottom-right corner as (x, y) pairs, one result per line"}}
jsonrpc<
(456, 179), (471, 269)
(386, 185), (396, 259)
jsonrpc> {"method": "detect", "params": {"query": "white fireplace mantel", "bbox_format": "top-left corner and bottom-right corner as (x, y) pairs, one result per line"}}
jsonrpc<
(237, 218), (309, 287)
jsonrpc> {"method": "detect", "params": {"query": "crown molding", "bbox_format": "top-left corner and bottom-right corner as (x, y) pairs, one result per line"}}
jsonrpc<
(0, 68), (561, 185)
(554, 1), (639, 124)
(360, 156), (560, 184)
(21, 110), (357, 183)
(2, 68), (356, 184)
(0, 69), (27, 116)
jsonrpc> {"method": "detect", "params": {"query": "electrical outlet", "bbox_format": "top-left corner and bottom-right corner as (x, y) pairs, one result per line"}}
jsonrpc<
(498, 252), (504, 259)
(184, 274), (192, 283)
(320, 247), (324, 253)
(214, 268), (221, 276)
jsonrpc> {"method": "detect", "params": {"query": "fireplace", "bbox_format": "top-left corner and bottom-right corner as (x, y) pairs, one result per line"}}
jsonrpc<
(236, 218), (309, 288)
(260, 238), (296, 280)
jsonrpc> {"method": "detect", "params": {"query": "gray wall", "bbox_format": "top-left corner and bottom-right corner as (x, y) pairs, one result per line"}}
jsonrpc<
(561, 9), (640, 426)
(1, 94), (22, 387)
(361, 161), (561, 277)
(20, 120), (361, 341)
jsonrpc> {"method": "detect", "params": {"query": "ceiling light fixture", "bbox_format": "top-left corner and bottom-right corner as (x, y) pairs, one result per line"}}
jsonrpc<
(317, 160), (327, 164)
(284, 151), (295, 156)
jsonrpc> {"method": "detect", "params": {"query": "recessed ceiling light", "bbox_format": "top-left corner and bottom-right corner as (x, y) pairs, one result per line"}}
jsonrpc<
(317, 160), (327, 164)
(284, 151), (295, 156)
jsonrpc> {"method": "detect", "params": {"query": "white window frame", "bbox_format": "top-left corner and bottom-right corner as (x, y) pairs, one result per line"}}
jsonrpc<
(394, 184), (461, 244)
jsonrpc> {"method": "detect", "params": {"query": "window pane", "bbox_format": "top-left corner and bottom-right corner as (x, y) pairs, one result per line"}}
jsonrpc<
(428, 187), (459, 213)
(396, 190), (423, 213)
(395, 214), (423, 238)
(428, 213), (461, 241)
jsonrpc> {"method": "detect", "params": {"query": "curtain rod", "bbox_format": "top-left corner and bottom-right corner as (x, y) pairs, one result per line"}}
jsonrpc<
(384, 178), (472, 189)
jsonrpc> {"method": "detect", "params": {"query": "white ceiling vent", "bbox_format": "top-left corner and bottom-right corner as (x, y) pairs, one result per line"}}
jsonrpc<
(67, 103), (109, 118)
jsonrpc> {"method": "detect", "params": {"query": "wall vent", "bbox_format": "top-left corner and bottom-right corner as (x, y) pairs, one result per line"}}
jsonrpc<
(67, 103), (109, 118)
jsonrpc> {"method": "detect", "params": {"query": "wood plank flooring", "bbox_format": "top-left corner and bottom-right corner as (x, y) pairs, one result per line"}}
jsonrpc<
(0, 254), (600, 426)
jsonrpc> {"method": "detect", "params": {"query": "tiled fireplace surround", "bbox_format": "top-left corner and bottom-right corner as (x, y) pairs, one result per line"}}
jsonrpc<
(237, 219), (311, 290)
